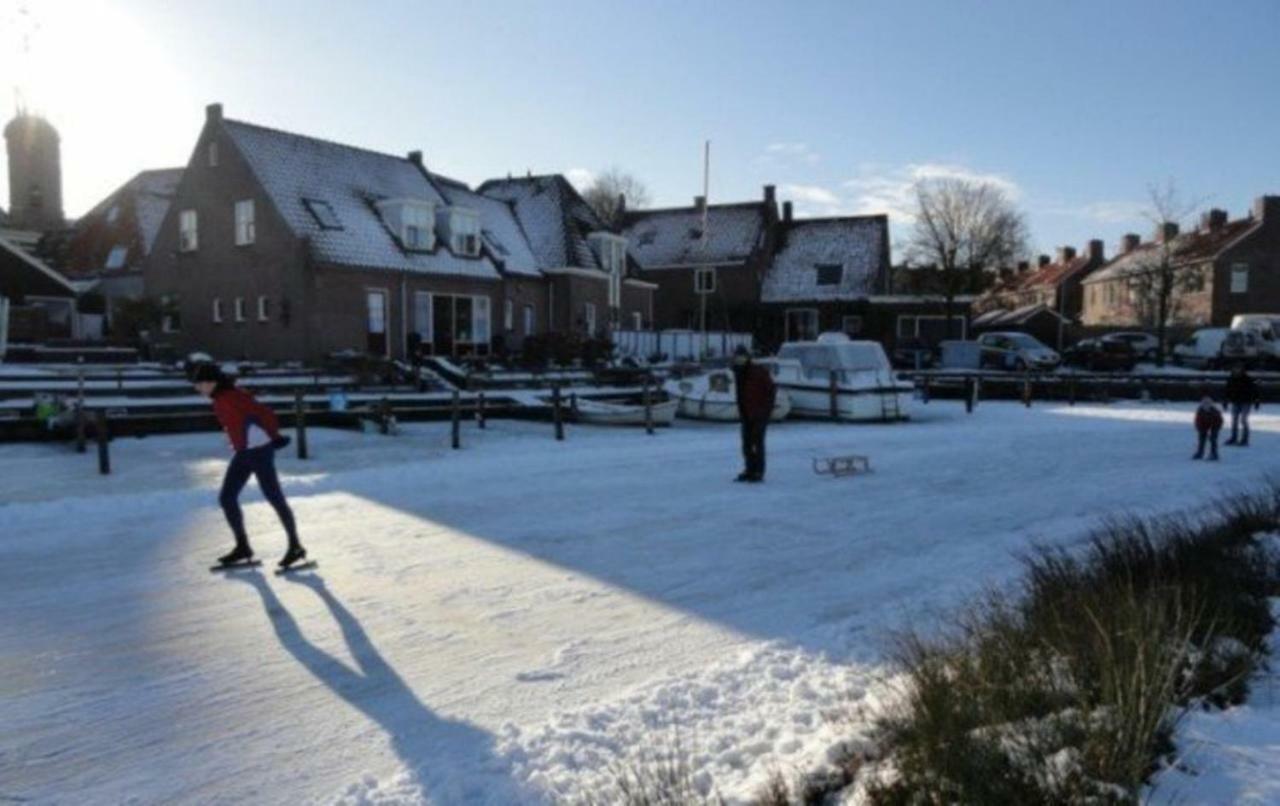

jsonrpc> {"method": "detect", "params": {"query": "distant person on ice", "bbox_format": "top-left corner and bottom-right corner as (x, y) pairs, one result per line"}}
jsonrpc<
(732, 345), (776, 482)
(192, 363), (307, 568)
(1193, 396), (1224, 461)
(1224, 363), (1261, 447)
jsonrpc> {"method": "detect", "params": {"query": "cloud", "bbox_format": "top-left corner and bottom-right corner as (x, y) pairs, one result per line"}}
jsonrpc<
(781, 184), (841, 207)
(841, 162), (1024, 223)
(1046, 200), (1146, 224)
(564, 168), (595, 190)
(756, 142), (821, 167)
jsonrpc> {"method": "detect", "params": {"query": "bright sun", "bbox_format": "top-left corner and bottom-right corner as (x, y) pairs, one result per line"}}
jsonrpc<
(0, 0), (196, 217)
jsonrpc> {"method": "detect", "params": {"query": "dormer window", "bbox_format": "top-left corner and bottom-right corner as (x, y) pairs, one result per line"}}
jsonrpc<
(816, 264), (843, 286)
(437, 207), (480, 257)
(304, 198), (343, 230)
(377, 199), (436, 252)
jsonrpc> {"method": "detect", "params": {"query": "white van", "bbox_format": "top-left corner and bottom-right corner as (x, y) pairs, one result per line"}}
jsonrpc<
(1172, 328), (1260, 369)
(1231, 315), (1280, 365)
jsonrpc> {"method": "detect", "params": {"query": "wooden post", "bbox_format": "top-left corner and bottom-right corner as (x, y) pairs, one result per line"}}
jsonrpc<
(553, 384), (565, 441)
(1022, 374), (1033, 408)
(451, 389), (461, 449)
(95, 410), (110, 475)
(643, 375), (654, 435)
(294, 390), (308, 460)
(379, 397), (391, 436)
(476, 391), (486, 429)
(829, 370), (839, 419)
(921, 375), (931, 405)
(67, 402), (86, 452)
(1068, 376), (1077, 406)
(964, 377), (975, 414)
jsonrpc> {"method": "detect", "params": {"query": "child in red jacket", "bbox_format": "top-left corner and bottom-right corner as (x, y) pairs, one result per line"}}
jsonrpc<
(193, 363), (307, 568)
(1193, 396), (1223, 461)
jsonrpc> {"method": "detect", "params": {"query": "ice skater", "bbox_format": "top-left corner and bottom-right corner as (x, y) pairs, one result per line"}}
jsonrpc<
(732, 345), (777, 483)
(192, 363), (307, 568)
(1224, 363), (1261, 447)
(1193, 396), (1223, 461)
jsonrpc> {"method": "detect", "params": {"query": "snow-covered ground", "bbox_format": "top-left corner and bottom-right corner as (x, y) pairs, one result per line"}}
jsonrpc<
(2, 402), (1278, 804)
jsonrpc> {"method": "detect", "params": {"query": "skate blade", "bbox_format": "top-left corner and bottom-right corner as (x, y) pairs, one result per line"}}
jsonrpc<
(209, 560), (263, 573)
(274, 560), (319, 576)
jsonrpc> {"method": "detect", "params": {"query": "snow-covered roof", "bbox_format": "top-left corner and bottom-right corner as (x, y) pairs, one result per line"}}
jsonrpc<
(74, 168), (184, 262)
(1084, 219), (1258, 285)
(973, 303), (1068, 327)
(223, 120), (501, 280)
(477, 175), (611, 274)
(761, 216), (888, 303)
(434, 179), (540, 277)
(621, 202), (768, 268)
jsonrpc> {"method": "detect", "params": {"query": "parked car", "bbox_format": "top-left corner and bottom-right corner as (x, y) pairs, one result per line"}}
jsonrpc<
(1062, 338), (1138, 372)
(891, 337), (936, 369)
(1101, 331), (1159, 361)
(1171, 328), (1261, 369)
(1231, 314), (1280, 366)
(976, 332), (1061, 371)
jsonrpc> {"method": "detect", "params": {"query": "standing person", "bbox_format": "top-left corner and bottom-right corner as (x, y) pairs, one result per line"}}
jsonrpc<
(1224, 363), (1261, 446)
(1193, 396), (1224, 461)
(192, 364), (307, 568)
(732, 346), (776, 482)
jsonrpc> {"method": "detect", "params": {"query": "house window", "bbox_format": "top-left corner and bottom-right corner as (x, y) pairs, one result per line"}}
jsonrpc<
(785, 308), (819, 341)
(257, 296), (270, 322)
(161, 295), (180, 333)
(842, 315), (863, 336)
(632, 311), (643, 330)
(414, 292), (432, 340)
(816, 264), (843, 286)
(212, 298), (223, 324)
(523, 304), (535, 335)
(235, 200), (256, 246)
(208, 141), (219, 168)
(403, 205), (433, 251)
(504, 299), (514, 331)
(584, 302), (597, 335)
(449, 210), (481, 256)
(1231, 263), (1249, 294)
(695, 267), (716, 294)
(232, 297), (246, 322)
(304, 198), (343, 230)
(105, 246), (128, 270)
(366, 289), (388, 356)
(179, 210), (198, 252)
(591, 233), (628, 308)
(473, 297), (491, 344)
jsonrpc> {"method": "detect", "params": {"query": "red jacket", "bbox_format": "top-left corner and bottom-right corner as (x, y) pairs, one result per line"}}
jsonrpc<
(1195, 404), (1223, 433)
(211, 386), (281, 452)
(734, 362), (777, 422)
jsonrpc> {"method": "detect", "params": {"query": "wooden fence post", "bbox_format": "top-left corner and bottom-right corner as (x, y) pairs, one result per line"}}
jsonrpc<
(294, 390), (308, 460)
(476, 391), (486, 429)
(829, 370), (839, 419)
(95, 410), (110, 475)
(643, 375), (654, 435)
(1068, 376), (1077, 406)
(451, 389), (461, 449)
(553, 384), (565, 441)
(1022, 374), (1033, 408)
(921, 375), (931, 405)
(75, 404), (87, 453)
(378, 397), (391, 436)
(965, 376), (976, 414)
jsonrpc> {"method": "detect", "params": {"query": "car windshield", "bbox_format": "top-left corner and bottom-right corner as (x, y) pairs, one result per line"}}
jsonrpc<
(1007, 334), (1045, 349)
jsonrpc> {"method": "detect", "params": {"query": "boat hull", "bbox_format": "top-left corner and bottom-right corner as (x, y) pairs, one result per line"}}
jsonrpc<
(778, 383), (913, 422)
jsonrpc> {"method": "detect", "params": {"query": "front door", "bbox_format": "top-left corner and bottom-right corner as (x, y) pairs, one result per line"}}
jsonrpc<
(433, 295), (455, 357)
(366, 290), (388, 356)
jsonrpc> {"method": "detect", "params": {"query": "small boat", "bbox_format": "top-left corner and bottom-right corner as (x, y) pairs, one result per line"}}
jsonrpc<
(665, 370), (793, 422)
(763, 333), (912, 422)
(567, 395), (679, 427)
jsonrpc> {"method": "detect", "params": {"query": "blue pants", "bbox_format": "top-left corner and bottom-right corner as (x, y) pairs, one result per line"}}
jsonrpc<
(220, 445), (299, 548)
(1229, 404), (1251, 444)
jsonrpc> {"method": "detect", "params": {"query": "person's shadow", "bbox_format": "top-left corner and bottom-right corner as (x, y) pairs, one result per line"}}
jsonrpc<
(232, 572), (531, 804)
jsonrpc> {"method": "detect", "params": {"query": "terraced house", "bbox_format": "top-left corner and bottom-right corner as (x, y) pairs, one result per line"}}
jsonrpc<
(145, 104), (653, 363)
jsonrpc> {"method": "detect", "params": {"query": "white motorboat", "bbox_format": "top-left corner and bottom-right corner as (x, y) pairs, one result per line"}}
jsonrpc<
(763, 333), (912, 422)
(567, 395), (679, 427)
(665, 370), (793, 422)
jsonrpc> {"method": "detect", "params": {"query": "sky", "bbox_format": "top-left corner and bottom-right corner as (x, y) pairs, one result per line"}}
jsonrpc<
(1, 0), (1278, 261)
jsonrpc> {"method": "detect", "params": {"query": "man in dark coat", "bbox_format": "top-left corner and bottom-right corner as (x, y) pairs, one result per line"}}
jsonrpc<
(1224, 363), (1261, 446)
(732, 346), (777, 482)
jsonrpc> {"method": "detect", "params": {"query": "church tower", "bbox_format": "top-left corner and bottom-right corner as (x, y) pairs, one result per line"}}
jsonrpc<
(5, 111), (65, 231)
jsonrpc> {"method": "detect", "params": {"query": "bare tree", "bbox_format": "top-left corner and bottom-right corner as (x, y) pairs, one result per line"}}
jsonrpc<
(906, 178), (1030, 338)
(582, 168), (651, 228)
(1128, 181), (1200, 366)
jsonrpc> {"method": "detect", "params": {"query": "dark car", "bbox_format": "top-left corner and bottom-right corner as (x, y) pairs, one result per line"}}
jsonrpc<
(891, 337), (936, 369)
(1061, 338), (1137, 372)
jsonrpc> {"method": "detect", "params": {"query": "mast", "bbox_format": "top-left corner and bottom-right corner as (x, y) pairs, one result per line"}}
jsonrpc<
(699, 139), (710, 358)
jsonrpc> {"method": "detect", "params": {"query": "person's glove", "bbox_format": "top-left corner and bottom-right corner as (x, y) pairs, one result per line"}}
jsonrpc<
(271, 435), (292, 450)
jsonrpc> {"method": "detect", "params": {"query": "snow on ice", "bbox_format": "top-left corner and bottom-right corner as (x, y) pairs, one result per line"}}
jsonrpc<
(2, 402), (1279, 804)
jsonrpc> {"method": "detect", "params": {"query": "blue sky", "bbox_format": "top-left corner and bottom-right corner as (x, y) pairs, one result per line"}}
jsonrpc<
(3, 0), (1278, 260)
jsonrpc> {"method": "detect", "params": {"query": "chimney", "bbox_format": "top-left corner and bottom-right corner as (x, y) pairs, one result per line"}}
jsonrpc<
(1121, 233), (1141, 254)
(206, 103), (223, 122)
(1038, 254), (1051, 268)
(1055, 246), (1077, 264)
(1253, 195), (1280, 222)
(783, 201), (793, 223)
(763, 184), (776, 205)
(1088, 239), (1105, 262)
(1017, 260), (1030, 273)
(616, 193), (627, 216)
(1199, 208), (1228, 231)
(693, 194), (706, 211)
(407, 150), (423, 167)
(1155, 221), (1179, 243)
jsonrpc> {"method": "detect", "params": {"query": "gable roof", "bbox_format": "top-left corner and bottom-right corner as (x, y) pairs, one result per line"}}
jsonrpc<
(221, 119), (503, 280)
(761, 216), (888, 303)
(73, 168), (184, 267)
(0, 234), (77, 298)
(434, 179), (539, 277)
(620, 202), (769, 269)
(1084, 218), (1258, 285)
(973, 303), (1069, 328)
(477, 175), (611, 272)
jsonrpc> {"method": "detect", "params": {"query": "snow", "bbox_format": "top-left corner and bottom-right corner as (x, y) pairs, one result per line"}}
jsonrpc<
(761, 218), (885, 303)
(3, 403), (1280, 804)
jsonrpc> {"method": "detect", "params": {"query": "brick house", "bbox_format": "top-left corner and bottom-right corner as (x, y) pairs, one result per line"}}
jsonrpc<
(976, 240), (1106, 321)
(1081, 197), (1280, 329)
(145, 105), (653, 363)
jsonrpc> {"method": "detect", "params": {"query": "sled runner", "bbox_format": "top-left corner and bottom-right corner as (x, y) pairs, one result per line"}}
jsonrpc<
(812, 454), (871, 477)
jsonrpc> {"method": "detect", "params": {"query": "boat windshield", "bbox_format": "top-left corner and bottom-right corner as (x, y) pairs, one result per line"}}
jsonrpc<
(777, 343), (889, 373)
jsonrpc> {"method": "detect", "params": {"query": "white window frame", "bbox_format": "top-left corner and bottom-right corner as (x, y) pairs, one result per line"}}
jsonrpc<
(208, 141), (219, 168)
(631, 311), (643, 330)
(257, 295), (270, 322)
(179, 209), (198, 252)
(212, 298), (223, 324)
(785, 308), (819, 341)
(450, 210), (481, 256)
(472, 296), (491, 344)
(584, 302), (597, 335)
(235, 199), (256, 246)
(1231, 263), (1249, 294)
(234, 297), (246, 323)
(413, 291), (433, 341)
(398, 203), (435, 252)
(523, 304), (535, 336)
(695, 267), (716, 295)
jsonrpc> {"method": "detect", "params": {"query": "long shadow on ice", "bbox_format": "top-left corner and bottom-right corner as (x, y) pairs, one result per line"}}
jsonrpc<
(233, 572), (529, 804)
